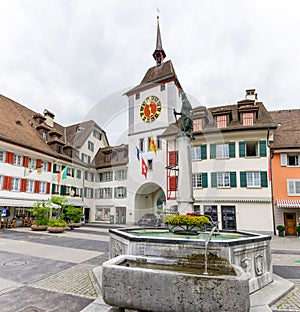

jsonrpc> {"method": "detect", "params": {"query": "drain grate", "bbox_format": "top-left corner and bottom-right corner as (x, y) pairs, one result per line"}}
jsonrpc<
(17, 306), (46, 312)
(3, 260), (27, 267)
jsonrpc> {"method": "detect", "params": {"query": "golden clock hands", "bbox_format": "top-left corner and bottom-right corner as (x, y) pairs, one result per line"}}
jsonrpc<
(147, 103), (153, 117)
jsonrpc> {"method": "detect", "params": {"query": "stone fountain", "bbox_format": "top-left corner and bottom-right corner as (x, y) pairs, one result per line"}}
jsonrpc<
(100, 93), (272, 312)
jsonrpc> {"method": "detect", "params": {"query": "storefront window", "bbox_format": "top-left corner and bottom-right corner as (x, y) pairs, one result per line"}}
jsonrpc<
(95, 207), (110, 222)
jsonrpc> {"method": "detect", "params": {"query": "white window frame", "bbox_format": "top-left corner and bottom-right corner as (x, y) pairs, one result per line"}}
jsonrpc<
(216, 143), (229, 159)
(100, 171), (113, 182)
(114, 187), (127, 198)
(28, 158), (36, 169)
(0, 175), (3, 190)
(99, 188), (112, 199)
(39, 181), (47, 194)
(12, 177), (21, 191)
(287, 179), (300, 196)
(14, 154), (23, 166)
(192, 173), (202, 188)
(217, 172), (230, 188)
(42, 161), (48, 171)
(246, 171), (261, 187)
(0, 151), (5, 162)
(26, 180), (35, 193)
(88, 141), (94, 152)
(191, 146), (201, 161)
(115, 170), (127, 181)
(287, 154), (299, 167)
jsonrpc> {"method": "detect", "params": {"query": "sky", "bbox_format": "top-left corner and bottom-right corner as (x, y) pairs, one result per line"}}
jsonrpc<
(1, 0), (300, 145)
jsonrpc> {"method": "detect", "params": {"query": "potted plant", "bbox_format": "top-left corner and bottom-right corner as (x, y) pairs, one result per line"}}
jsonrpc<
(28, 201), (51, 231)
(63, 205), (83, 228)
(163, 214), (210, 235)
(47, 219), (68, 233)
(296, 225), (300, 237)
(276, 225), (285, 237)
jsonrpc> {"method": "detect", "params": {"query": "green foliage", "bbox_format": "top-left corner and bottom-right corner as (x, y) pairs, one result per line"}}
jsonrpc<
(276, 225), (285, 232)
(51, 195), (68, 206)
(48, 219), (68, 227)
(63, 205), (83, 223)
(296, 225), (300, 233)
(27, 201), (51, 226)
(163, 215), (210, 226)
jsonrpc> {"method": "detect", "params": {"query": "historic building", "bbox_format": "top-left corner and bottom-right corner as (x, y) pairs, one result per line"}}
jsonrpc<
(270, 109), (300, 235)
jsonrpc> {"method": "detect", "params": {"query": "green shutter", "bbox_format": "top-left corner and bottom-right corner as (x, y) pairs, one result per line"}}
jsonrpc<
(239, 142), (246, 157)
(229, 142), (235, 158)
(60, 185), (66, 195)
(202, 173), (208, 188)
(261, 171), (268, 187)
(240, 172), (247, 187)
(230, 172), (237, 187)
(53, 164), (57, 173)
(259, 140), (267, 157)
(201, 144), (207, 160)
(210, 144), (216, 159)
(51, 183), (56, 194)
(211, 172), (217, 188)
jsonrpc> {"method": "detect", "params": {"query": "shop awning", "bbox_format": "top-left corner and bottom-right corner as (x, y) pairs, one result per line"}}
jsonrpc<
(66, 198), (88, 207)
(277, 199), (300, 208)
(0, 198), (36, 207)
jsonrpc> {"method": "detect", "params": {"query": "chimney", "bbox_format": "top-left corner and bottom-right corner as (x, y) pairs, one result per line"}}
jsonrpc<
(43, 109), (55, 128)
(245, 89), (258, 101)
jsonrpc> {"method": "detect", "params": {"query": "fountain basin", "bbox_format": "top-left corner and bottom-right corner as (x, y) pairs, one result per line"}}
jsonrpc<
(102, 255), (250, 312)
(109, 227), (272, 293)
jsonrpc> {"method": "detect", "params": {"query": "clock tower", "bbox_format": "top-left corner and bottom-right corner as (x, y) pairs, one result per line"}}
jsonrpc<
(125, 16), (183, 224)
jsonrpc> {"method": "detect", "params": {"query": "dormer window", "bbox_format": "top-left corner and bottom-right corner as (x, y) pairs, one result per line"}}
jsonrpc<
(242, 112), (254, 126)
(216, 115), (227, 128)
(76, 126), (84, 133)
(193, 118), (203, 131)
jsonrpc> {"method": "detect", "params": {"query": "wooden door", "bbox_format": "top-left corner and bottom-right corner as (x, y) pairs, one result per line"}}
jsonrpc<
(284, 212), (296, 235)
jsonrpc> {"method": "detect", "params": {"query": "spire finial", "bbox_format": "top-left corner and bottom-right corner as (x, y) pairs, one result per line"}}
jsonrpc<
(153, 13), (166, 66)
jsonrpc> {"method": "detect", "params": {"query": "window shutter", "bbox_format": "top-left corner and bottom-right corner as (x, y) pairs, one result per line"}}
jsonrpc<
(23, 156), (29, 167)
(211, 172), (217, 188)
(36, 159), (42, 169)
(34, 181), (40, 193)
(239, 142), (246, 157)
(52, 183), (56, 194)
(46, 182), (51, 194)
(240, 172), (247, 187)
(229, 142), (235, 158)
(169, 176), (177, 191)
(230, 172), (237, 187)
(53, 164), (57, 173)
(91, 188), (94, 198)
(48, 162), (52, 172)
(61, 185), (66, 195)
(114, 188), (117, 198)
(72, 168), (75, 177)
(3, 176), (12, 190)
(202, 173), (208, 188)
(84, 187), (87, 197)
(280, 154), (287, 166)
(169, 151), (177, 166)
(20, 178), (27, 192)
(84, 171), (88, 180)
(259, 140), (267, 157)
(260, 171), (268, 187)
(201, 145), (207, 160)
(210, 144), (216, 159)
(6, 152), (14, 164)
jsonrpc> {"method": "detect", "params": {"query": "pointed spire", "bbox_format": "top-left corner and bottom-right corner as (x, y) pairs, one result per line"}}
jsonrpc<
(153, 16), (166, 66)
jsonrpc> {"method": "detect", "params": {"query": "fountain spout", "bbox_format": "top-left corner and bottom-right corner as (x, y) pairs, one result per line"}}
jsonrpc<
(203, 223), (218, 275)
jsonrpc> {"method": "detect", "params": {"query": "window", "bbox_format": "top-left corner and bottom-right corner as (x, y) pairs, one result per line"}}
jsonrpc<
(97, 188), (112, 198)
(115, 170), (127, 181)
(100, 171), (113, 182)
(216, 115), (227, 128)
(287, 180), (300, 195)
(192, 174), (202, 188)
(12, 178), (21, 191)
(216, 144), (229, 159)
(42, 161), (48, 171)
(57, 145), (62, 153)
(104, 153), (111, 163)
(88, 141), (94, 152)
(193, 119), (203, 131)
(95, 207), (110, 222)
(0, 175), (3, 190)
(93, 129), (102, 140)
(239, 141), (266, 158)
(84, 187), (94, 199)
(217, 172), (230, 187)
(52, 183), (60, 194)
(204, 205), (218, 222)
(242, 112), (254, 126)
(0, 151), (5, 162)
(76, 169), (82, 179)
(288, 155), (299, 167)
(139, 138), (145, 152)
(14, 154), (23, 166)
(114, 187), (127, 198)
(26, 180), (34, 192)
(85, 171), (94, 182)
(160, 84), (165, 91)
(39, 182), (47, 194)
(148, 159), (153, 171)
(246, 141), (259, 157)
(81, 153), (91, 164)
(135, 93), (140, 100)
(247, 172), (261, 187)
(191, 146), (201, 160)
(157, 138), (162, 150)
(42, 131), (47, 140)
(28, 158), (36, 169)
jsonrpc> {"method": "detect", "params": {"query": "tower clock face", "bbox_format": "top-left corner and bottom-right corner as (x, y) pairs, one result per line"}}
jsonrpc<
(140, 95), (162, 123)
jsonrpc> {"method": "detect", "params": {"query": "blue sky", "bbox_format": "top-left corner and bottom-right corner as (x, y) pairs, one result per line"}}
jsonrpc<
(1, 0), (300, 144)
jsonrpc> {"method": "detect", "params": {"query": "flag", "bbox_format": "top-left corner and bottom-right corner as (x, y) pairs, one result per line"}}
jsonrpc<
(58, 166), (68, 185)
(135, 146), (140, 161)
(141, 158), (148, 179)
(268, 155), (272, 181)
(149, 136), (157, 154)
(37, 166), (43, 175)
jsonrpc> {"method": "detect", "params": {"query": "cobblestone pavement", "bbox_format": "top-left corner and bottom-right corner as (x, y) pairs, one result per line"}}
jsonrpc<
(271, 288), (300, 312)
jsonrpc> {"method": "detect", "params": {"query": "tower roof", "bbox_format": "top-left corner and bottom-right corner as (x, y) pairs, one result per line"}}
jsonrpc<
(152, 16), (166, 65)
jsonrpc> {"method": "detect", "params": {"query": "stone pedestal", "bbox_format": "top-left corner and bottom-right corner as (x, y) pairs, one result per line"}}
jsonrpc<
(176, 132), (194, 214)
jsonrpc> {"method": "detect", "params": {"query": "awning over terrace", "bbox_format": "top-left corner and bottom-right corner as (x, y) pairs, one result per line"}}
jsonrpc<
(276, 199), (300, 208)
